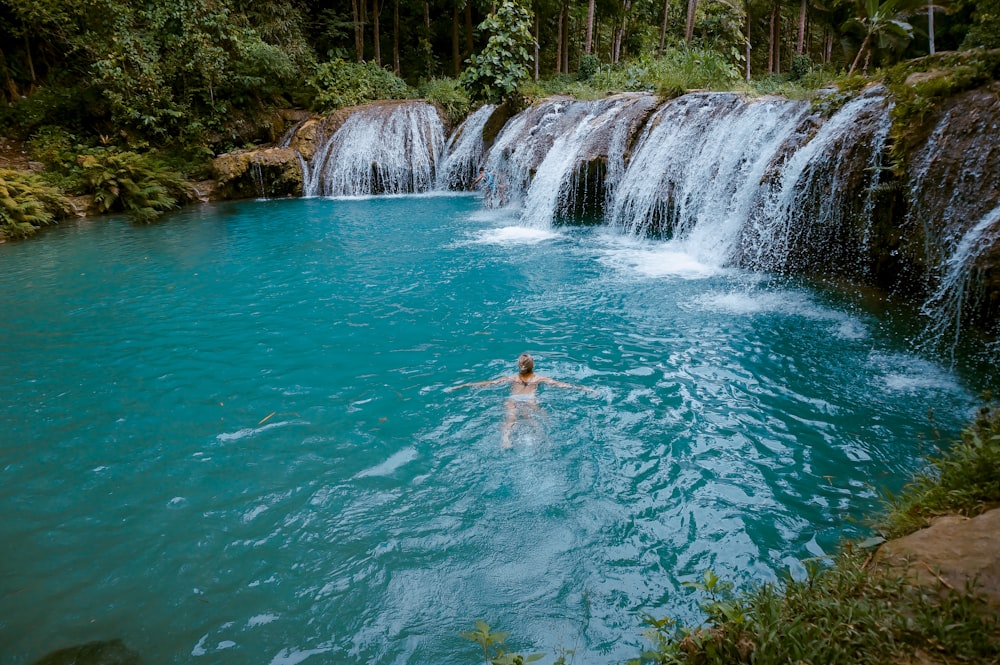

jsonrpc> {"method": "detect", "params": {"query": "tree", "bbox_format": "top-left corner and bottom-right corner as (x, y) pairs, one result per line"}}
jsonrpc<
(844, 0), (927, 74)
(459, 0), (534, 103)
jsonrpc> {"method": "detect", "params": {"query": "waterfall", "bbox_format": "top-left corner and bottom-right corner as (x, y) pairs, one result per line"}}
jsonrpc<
(740, 86), (892, 274)
(919, 205), (1000, 359)
(607, 93), (811, 266)
(906, 94), (1000, 356)
(437, 104), (495, 190)
(481, 94), (657, 226)
(303, 102), (446, 197)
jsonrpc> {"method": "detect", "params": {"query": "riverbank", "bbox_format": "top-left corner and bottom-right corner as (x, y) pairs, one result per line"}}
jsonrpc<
(641, 404), (1000, 665)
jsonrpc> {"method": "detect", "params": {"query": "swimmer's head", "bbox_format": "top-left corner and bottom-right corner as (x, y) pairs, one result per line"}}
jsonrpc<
(517, 353), (534, 373)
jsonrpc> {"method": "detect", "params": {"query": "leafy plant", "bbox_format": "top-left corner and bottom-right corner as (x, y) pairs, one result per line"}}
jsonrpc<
(419, 78), (472, 126)
(460, 621), (544, 665)
(843, 0), (928, 75)
(307, 59), (412, 112)
(877, 400), (1000, 538)
(74, 149), (186, 223)
(0, 169), (70, 239)
(459, 0), (535, 104)
(577, 54), (599, 82)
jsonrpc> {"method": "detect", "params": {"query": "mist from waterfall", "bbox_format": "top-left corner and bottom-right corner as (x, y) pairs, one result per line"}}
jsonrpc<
(303, 102), (446, 197)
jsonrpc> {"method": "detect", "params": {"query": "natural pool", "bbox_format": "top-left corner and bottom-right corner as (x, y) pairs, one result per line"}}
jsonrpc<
(0, 195), (980, 664)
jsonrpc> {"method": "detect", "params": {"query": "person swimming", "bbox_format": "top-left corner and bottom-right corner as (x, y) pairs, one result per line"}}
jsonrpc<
(448, 353), (595, 448)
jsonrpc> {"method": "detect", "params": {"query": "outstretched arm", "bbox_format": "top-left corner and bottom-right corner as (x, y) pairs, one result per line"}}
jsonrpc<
(538, 376), (598, 393)
(447, 376), (513, 392)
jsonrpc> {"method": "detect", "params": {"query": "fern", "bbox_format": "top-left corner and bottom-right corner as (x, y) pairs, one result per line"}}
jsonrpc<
(75, 149), (186, 223)
(0, 169), (69, 240)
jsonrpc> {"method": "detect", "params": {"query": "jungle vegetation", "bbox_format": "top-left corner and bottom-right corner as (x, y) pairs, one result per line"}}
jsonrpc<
(0, 0), (997, 236)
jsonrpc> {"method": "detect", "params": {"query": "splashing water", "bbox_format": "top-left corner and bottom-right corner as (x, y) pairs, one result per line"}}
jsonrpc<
(741, 87), (892, 274)
(303, 102), (446, 197)
(607, 93), (810, 267)
(437, 104), (496, 190)
(919, 204), (1000, 360)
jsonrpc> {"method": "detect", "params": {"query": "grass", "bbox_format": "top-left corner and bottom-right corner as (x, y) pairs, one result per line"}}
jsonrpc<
(636, 402), (1000, 665)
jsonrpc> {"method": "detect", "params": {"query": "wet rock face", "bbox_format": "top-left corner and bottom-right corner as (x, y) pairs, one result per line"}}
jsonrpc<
(211, 146), (303, 199)
(902, 82), (1000, 328)
(31, 639), (142, 665)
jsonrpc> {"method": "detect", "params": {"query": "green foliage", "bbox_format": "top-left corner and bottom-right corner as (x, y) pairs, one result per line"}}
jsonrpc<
(589, 49), (740, 97)
(878, 401), (1000, 538)
(577, 54), (600, 82)
(419, 78), (472, 126)
(459, 621), (544, 665)
(0, 169), (69, 240)
(640, 404), (1000, 664)
(843, 0), (929, 74)
(307, 59), (412, 112)
(74, 149), (186, 223)
(460, 0), (535, 104)
(789, 55), (812, 82)
(962, 0), (1000, 49)
(641, 552), (1000, 664)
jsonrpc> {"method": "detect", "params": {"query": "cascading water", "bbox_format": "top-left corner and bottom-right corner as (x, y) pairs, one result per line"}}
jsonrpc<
(480, 94), (657, 225)
(906, 90), (1000, 356)
(303, 101), (446, 197)
(606, 93), (811, 267)
(516, 94), (657, 227)
(437, 104), (495, 190)
(919, 204), (1000, 359)
(740, 86), (893, 275)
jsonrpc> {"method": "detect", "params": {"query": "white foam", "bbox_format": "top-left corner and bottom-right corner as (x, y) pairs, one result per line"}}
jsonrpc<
(868, 352), (964, 394)
(472, 226), (561, 245)
(247, 614), (279, 628)
(268, 646), (334, 665)
(355, 447), (418, 478)
(599, 236), (725, 279)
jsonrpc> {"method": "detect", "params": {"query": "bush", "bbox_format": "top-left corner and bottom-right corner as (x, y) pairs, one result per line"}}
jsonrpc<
(459, 0), (535, 104)
(307, 59), (412, 112)
(419, 78), (472, 126)
(790, 54), (812, 81)
(74, 148), (187, 223)
(589, 48), (740, 96)
(0, 169), (70, 240)
(578, 53), (600, 81)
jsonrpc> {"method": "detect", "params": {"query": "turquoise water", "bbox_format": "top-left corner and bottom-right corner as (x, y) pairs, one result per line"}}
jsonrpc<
(0, 195), (978, 664)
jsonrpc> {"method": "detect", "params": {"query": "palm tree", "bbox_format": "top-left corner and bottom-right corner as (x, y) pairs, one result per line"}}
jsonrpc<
(844, 0), (928, 75)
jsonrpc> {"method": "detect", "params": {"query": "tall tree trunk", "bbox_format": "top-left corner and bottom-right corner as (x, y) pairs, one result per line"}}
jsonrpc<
(465, 2), (473, 56)
(745, 2), (752, 82)
(768, 4), (775, 73)
(562, 2), (570, 73)
(685, 0), (697, 44)
(556, 7), (564, 74)
(796, 0), (806, 55)
(848, 33), (871, 75)
(659, 0), (669, 55)
(374, 0), (382, 66)
(534, 1), (540, 80)
(928, 4), (935, 55)
(585, 0), (596, 54)
(24, 35), (37, 82)
(393, 0), (400, 74)
(352, 0), (364, 62)
(452, 4), (461, 76)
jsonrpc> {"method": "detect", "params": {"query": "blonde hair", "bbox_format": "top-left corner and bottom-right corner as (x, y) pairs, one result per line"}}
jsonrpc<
(517, 353), (534, 373)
